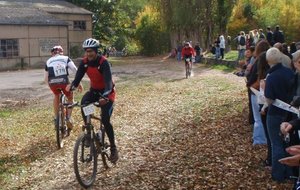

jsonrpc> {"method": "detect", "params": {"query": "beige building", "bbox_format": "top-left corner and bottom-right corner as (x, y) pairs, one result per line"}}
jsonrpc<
(0, 0), (93, 70)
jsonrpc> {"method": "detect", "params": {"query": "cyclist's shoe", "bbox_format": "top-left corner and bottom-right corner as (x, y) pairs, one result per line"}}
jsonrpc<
(110, 147), (119, 164)
(63, 127), (72, 137)
(66, 118), (73, 130)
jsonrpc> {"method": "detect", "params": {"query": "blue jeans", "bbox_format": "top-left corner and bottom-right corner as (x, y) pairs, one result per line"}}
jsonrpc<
(251, 94), (266, 145)
(238, 49), (245, 61)
(267, 114), (292, 182)
(177, 52), (181, 61)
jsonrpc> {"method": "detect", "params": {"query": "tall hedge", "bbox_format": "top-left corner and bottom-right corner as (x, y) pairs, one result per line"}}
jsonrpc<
(135, 15), (170, 56)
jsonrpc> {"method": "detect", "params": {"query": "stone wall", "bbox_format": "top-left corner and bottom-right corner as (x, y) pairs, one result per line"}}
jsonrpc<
(201, 57), (238, 68)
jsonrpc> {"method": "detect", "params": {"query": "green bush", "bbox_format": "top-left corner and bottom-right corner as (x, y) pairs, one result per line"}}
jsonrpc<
(70, 45), (84, 59)
(114, 36), (128, 51)
(135, 15), (170, 56)
(126, 41), (140, 56)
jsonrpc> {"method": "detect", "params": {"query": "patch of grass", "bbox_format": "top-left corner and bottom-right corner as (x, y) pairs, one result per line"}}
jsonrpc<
(0, 79), (92, 186)
(210, 64), (235, 72)
(0, 107), (49, 185)
(203, 50), (238, 61)
(224, 50), (238, 61)
(178, 75), (245, 122)
(109, 56), (143, 66)
(108, 57), (126, 66)
(0, 109), (12, 118)
(0, 156), (27, 187)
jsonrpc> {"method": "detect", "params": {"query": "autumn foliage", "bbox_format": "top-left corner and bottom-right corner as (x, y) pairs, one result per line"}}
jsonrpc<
(228, 0), (300, 42)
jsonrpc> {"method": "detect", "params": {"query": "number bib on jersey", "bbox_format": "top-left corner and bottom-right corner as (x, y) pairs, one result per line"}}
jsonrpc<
(53, 64), (67, 77)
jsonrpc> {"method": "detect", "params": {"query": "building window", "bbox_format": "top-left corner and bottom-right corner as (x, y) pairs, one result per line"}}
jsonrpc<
(73, 21), (86, 30)
(0, 39), (19, 58)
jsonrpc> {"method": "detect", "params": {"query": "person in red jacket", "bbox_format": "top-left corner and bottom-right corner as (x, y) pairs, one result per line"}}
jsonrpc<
(66, 38), (118, 163)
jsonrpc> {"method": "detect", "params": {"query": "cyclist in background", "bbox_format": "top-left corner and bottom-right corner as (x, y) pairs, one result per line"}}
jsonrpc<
(66, 38), (118, 163)
(181, 41), (195, 63)
(45, 45), (82, 136)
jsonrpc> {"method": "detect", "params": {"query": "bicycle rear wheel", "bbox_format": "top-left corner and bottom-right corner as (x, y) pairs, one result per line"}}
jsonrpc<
(73, 133), (97, 188)
(55, 103), (65, 149)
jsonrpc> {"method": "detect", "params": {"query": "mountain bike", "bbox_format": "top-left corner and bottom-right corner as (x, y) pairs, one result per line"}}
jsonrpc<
(73, 99), (113, 188)
(55, 88), (76, 149)
(184, 57), (192, 78)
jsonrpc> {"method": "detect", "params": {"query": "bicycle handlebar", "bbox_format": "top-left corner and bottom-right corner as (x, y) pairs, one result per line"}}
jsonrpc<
(70, 84), (77, 92)
(71, 101), (103, 108)
(70, 85), (109, 102)
(97, 93), (109, 102)
(72, 101), (102, 121)
(64, 102), (79, 108)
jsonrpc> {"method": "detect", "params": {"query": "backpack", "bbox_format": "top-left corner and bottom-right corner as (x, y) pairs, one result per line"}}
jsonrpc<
(82, 56), (116, 101)
(239, 36), (246, 46)
(82, 56), (106, 72)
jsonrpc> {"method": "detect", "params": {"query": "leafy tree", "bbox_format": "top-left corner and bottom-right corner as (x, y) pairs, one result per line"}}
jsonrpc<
(113, 0), (148, 51)
(67, 0), (119, 44)
(228, 0), (300, 43)
(217, 0), (236, 34)
(154, 0), (235, 49)
(68, 0), (149, 54)
(135, 6), (170, 55)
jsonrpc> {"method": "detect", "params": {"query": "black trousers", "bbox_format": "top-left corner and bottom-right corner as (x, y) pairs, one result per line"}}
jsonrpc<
(81, 89), (116, 148)
(248, 88), (254, 125)
(220, 48), (225, 59)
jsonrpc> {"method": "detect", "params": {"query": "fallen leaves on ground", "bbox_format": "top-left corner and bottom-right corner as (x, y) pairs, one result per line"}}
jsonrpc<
(0, 57), (293, 189)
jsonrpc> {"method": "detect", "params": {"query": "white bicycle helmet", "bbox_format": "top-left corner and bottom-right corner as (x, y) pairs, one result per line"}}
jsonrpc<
(184, 41), (190, 46)
(82, 38), (100, 49)
(51, 45), (63, 54)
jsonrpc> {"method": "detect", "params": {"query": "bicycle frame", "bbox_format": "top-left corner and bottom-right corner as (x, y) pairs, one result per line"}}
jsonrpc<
(73, 101), (112, 188)
(79, 102), (111, 150)
(55, 88), (78, 148)
(82, 104), (110, 156)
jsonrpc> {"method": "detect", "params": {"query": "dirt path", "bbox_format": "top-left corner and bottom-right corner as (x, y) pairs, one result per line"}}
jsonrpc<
(0, 56), (211, 106)
(1, 56), (292, 190)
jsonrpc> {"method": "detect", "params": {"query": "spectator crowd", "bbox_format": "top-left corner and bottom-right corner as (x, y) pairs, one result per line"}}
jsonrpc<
(234, 25), (300, 188)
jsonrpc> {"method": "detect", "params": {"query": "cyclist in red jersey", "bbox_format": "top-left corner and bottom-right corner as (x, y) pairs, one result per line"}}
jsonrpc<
(181, 42), (195, 61)
(66, 38), (118, 163)
(45, 45), (82, 135)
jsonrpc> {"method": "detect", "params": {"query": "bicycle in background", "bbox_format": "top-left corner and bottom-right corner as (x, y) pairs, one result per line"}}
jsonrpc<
(55, 89), (77, 149)
(73, 98), (114, 188)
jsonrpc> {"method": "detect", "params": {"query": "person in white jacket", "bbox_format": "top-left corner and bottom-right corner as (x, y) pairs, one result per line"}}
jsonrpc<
(219, 35), (226, 59)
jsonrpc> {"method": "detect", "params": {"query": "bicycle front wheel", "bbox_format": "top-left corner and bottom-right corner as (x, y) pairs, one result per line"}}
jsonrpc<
(73, 133), (97, 188)
(185, 63), (189, 79)
(189, 63), (192, 77)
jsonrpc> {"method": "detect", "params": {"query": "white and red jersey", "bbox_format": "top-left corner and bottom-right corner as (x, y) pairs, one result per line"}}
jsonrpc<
(45, 54), (77, 85)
